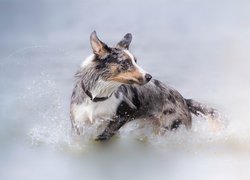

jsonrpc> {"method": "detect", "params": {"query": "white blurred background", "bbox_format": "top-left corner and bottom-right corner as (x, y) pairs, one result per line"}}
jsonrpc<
(1, 0), (250, 180)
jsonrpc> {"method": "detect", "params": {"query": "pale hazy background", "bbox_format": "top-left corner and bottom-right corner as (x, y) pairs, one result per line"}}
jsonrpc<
(1, 0), (250, 180)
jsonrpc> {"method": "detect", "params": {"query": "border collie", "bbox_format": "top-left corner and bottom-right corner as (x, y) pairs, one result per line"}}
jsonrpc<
(70, 31), (218, 141)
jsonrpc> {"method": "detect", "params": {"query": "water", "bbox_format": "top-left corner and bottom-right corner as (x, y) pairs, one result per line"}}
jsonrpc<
(1, 0), (250, 179)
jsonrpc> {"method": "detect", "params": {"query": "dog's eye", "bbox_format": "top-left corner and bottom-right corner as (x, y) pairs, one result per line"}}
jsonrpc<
(120, 59), (130, 71)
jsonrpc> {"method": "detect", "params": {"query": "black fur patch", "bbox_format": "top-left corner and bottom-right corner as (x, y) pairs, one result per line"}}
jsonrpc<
(154, 79), (161, 87)
(167, 93), (176, 104)
(130, 86), (141, 109)
(116, 86), (141, 119)
(116, 101), (136, 119)
(95, 63), (107, 69)
(163, 108), (176, 115)
(170, 119), (182, 130)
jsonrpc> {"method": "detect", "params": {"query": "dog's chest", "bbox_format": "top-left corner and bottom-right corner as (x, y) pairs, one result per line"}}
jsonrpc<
(73, 95), (122, 123)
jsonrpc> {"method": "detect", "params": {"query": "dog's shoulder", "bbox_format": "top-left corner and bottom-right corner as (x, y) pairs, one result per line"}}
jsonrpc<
(115, 85), (141, 119)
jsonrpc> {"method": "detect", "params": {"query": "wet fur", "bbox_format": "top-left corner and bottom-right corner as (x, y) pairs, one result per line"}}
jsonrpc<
(70, 31), (217, 141)
(96, 81), (192, 140)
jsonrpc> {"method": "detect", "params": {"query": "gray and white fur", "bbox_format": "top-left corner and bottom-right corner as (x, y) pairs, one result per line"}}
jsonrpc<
(70, 31), (218, 141)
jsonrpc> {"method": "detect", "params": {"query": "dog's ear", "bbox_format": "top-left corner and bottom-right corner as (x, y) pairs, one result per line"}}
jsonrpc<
(116, 33), (132, 49)
(90, 31), (110, 58)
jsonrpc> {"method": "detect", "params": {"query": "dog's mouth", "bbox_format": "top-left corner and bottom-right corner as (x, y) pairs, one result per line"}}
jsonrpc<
(107, 74), (152, 86)
(128, 79), (141, 85)
(127, 78), (148, 86)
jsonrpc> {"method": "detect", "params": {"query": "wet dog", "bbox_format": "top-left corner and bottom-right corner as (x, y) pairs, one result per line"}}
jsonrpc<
(70, 31), (217, 141)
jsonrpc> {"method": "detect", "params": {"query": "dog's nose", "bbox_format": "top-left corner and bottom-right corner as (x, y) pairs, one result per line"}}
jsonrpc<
(145, 73), (152, 82)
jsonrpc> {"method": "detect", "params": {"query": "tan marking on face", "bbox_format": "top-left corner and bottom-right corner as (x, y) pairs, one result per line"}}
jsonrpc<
(107, 68), (144, 85)
(109, 64), (120, 74)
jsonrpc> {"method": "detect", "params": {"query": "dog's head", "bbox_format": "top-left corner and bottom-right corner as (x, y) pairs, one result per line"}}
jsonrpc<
(84, 31), (152, 86)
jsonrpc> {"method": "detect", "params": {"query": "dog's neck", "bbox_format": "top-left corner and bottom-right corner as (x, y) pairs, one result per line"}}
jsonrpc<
(87, 79), (120, 99)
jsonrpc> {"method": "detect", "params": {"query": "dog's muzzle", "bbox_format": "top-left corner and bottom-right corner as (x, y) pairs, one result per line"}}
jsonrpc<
(136, 73), (152, 85)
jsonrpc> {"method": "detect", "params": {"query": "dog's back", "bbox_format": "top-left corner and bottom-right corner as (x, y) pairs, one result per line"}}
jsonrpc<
(116, 79), (192, 130)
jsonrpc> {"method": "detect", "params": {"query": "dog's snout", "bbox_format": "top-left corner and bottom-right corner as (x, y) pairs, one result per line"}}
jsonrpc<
(145, 73), (152, 82)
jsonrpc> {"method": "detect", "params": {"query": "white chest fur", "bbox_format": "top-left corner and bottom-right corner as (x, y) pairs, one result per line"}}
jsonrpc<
(73, 94), (122, 124)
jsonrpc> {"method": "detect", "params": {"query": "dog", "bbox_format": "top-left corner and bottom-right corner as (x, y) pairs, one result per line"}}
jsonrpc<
(70, 31), (218, 141)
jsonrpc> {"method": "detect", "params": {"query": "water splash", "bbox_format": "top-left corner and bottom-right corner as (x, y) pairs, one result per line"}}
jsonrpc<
(9, 47), (248, 155)
(24, 72), (247, 154)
